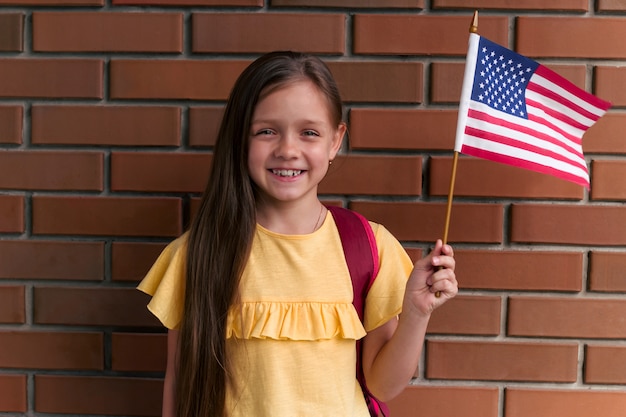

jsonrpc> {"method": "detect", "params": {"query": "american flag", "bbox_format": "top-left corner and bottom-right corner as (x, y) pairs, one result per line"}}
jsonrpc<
(454, 34), (611, 188)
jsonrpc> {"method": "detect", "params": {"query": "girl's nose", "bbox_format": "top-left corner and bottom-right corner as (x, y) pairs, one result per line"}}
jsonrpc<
(274, 134), (299, 159)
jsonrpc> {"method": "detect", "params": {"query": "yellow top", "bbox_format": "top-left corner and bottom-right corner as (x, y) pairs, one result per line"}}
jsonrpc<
(138, 212), (413, 416)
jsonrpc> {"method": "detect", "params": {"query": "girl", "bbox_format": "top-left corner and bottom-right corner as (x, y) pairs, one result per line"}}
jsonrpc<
(138, 51), (457, 417)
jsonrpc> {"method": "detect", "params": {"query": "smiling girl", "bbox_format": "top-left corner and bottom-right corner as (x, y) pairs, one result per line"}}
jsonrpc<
(138, 51), (457, 417)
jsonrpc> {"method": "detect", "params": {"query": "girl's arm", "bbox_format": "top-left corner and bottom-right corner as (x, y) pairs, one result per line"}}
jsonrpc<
(162, 329), (179, 417)
(361, 239), (457, 401)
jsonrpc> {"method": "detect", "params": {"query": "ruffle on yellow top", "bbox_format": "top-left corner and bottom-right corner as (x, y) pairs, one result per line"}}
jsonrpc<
(227, 301), (367, 341)
(138, 233), (367, 341)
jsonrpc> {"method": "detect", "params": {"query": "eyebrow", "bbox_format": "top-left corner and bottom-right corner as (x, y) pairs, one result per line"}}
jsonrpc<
(250, 118), (326, 125)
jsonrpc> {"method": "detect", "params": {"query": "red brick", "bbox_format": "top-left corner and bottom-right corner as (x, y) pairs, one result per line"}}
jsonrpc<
(427, 340), (578, 382)
(0, 195), (23, 233)
(433, 0), (588, 10)
(0, 59), (102, 98)
(403, 247), (423, 263)
(320, 155), (421, 196)
(0, 13), (23, 52)
(34, 287), (160, 327)
(354, 15), (508, 55)
(351, 201), (503, 243)
(189, 106), (223, 147)
(32, 105), (181, 146)
(505, 388), (626, 417)
(509, 296), (626, 338)
(114, 0), (260, 5)
(589, 251), (626, 292)
(591, 159), (626, 200)
(0, 374), (26, 412)
(517, 17), (626, 59)
(32, 196), (182, 237)
(584, 112), (626, 153)
(428, 295), (501, 336)
(0, 105), (22, 144)
(112, 333), (167, 372)
(511, 204), (626, 245)
(192, 13), (345, 54)
(388, 385), (498, 417)
(273, 0), (422, 6)
(112, 242), (167, 282)
(0, 0), (102, 4)
(597, 0), (626, 11)
(431, 62), (464, 104)
(110, 59), (248, 100)
(0, 240), (103, 280)
(111, 152), (211, 193)
(111, 59), (422, 103)
(0, 151), (103, 191)
(35, 375), (162, 416)
(431, 62), (587, 103)
(328, 61), (423, 103)
(33, 12), (182, 52)
(0, 331), (103, 370)
(430, 156), (584, 200)
(189, 196), (201, 222)
(585, 345), (626, 384)
(0, 286), (24, 324)
(596, 67), (626, 106)
(349, 109), (456, 151)
(455, 250), (583, 291)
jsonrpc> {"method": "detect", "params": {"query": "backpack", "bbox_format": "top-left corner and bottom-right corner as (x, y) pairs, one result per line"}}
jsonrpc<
(327, 206), (389, 417)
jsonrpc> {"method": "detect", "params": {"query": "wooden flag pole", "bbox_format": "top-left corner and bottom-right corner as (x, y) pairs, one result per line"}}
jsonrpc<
(441, 152), (459, 246)
(436, 11), (478, 298)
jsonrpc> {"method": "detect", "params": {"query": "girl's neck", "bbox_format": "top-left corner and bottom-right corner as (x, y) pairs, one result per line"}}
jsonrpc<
(255, 199), (326, 235)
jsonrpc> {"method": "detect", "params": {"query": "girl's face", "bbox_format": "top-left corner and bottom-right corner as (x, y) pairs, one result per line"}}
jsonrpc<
(248, 80), (345, 208)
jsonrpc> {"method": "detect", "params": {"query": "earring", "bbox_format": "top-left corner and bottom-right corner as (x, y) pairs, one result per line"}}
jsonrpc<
(329, 160), (333, 165)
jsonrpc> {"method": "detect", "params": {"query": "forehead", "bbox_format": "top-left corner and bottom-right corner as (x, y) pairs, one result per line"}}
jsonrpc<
(253, 80), (335, 122)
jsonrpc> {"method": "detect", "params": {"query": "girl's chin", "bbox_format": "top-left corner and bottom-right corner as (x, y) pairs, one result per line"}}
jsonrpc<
(256, 189), (319, 205)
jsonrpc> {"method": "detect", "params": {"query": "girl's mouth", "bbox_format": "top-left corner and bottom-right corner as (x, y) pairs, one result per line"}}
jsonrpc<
(271, 169), (303, 177)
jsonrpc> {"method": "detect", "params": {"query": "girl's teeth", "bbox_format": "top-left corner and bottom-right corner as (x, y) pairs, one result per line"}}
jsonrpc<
(273, 169), (302, 177)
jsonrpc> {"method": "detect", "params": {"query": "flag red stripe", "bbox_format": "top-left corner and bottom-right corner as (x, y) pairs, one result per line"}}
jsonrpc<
(460, 144), (589, 188)
(464, 125), (586, 171)
(534, 65), (612, 111)
(526, 97), (589, 132)
(527, 82), (600, 127)
(468, 108), (584, 158)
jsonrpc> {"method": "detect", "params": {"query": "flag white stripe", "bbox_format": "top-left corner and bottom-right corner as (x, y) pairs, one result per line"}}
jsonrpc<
(526, 88), (596, 130)
(526, 99), (587, 139)
(469, 101), (583, 153)
(532, 73), (607, 118)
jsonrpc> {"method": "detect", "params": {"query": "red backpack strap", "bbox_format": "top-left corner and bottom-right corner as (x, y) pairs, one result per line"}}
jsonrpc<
(327, 205), (388, 417)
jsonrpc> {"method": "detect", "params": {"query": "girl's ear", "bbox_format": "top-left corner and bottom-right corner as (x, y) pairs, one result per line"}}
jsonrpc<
(330, 122), (347, 160)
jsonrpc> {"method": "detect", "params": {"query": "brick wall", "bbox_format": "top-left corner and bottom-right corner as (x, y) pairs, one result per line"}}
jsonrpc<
(1, 1), (625, 416)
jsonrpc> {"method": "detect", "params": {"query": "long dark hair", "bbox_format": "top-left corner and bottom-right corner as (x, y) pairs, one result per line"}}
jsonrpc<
(177, 51), (344, 417)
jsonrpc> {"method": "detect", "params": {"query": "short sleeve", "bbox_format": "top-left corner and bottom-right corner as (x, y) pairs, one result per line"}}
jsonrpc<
(136, 234), (188, 330)
(363, 224), (413, 331)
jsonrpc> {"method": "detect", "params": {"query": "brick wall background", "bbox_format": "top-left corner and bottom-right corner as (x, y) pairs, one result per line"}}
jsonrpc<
(1, 1), (626, 416)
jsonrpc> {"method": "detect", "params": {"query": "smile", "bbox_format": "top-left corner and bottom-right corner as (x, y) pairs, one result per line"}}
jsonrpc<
(272, 169), (302, 177)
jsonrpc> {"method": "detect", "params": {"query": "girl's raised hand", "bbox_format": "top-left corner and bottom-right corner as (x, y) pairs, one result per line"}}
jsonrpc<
(403, 239), (458, 317)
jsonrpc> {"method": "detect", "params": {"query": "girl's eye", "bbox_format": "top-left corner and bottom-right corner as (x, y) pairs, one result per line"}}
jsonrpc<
(303, 130), (319, 137)
(255, 129), (274, 136)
